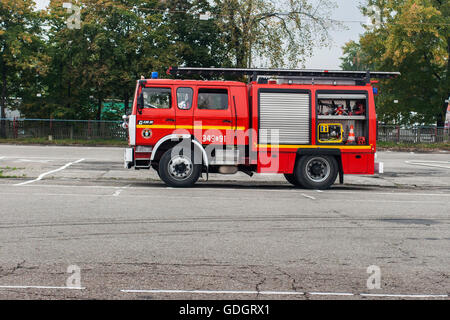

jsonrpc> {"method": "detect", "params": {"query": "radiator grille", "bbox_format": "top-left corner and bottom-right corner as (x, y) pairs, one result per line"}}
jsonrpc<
(259, 92), (310, 144)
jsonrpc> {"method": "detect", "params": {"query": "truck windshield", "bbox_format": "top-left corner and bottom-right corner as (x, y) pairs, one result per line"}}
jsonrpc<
(142, 87), (171, 109)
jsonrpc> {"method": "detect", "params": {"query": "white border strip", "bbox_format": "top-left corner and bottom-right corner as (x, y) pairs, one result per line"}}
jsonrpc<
(15, 158), (85, 186)
(0, 285), (85, 290)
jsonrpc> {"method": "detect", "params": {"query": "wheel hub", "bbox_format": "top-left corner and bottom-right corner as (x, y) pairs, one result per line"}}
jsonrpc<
(168, 156), (192, 180)
(306, 158), (330, 183)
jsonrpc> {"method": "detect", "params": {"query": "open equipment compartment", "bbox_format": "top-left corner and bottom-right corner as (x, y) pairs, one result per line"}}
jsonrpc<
(316, 92), (368, 145)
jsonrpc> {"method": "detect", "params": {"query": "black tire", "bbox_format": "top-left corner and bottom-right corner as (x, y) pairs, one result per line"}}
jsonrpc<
(295, 155), (338, 190)
(152, 163), (161, 178)
(284, 173), (303, 187)
(158, 148), (201, 187)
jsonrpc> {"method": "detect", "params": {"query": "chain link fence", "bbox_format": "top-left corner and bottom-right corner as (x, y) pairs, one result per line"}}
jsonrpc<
(377, 125), (449, 143)
(0, 119), (126, 140)
(0, 119), (449, 143)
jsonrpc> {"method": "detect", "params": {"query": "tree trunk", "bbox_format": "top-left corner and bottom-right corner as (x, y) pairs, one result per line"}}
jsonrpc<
(96, 96), (102, 121)
(124, 91), (129, 116)
(437, 37), (450, 127)
(0, 60), (7, 138)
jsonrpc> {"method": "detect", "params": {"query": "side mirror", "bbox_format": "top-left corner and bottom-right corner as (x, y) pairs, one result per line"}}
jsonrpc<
(137, 93), (144, 113)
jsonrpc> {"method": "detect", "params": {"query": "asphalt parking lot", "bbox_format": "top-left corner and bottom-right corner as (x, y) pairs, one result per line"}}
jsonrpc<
(0, 144), (449, 299)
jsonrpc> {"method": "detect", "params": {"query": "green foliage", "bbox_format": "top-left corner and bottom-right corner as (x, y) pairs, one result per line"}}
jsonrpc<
(214, 0), (337, 68)
(1, 0), (338, 121)
(0, 0), (47, 137)
(341, 0), (449, 125)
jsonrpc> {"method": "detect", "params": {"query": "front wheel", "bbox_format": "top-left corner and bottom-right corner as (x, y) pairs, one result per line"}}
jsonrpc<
(158, 148), (202, 187)
(295, 155), (338, 190)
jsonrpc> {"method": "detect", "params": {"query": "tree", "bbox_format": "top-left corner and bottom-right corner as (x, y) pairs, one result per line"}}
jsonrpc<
(0, 0), (46, 136)
(341, 0), (449, 125)
(212, 0), (338, 68)
(164, 0), (231, 68)
(340, 40), (374, 71)
(42, 0), (178, 120)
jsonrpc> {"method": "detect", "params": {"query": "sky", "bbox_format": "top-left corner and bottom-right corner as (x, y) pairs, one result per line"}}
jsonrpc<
(35, 0), (366, 70)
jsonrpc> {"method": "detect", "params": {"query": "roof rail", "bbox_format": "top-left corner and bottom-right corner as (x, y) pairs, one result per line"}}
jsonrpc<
(167, 67), (400, 83)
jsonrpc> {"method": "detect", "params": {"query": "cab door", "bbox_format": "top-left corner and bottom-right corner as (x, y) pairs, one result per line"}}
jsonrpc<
(136, 86), (176, 146)
(193, 87), (234, 145)
(174, 86), (195, 134)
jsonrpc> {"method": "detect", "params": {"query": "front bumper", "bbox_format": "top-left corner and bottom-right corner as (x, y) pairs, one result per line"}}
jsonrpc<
(124, 148), (134, 169)
(375, 162), (384, 174)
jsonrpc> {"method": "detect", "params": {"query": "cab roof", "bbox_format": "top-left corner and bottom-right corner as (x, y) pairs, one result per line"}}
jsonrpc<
(139, 79), (246, 87)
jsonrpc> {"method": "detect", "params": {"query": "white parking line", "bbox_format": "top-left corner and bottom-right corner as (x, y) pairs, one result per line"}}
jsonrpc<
(112, 184), (131, 197)
(120, 289), (448, 299)
(0, 285), (85, 290)
(405, 160), (450, 169)
(14, 159), (85, 186)
(308, 292), (354, 296)
(120, 289), (306, 296)
(0, 189), (448, 204)
(0, 156), (5, 161)
(16, 159), (54, 163)
(301, 193), (316, 200)
(0, 183), (449, 197)
(360, 293), (448, 298)
(0, 191), (446, 203)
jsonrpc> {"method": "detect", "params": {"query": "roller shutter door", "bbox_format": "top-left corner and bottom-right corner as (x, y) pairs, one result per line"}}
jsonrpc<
(259, 91), (310, 144)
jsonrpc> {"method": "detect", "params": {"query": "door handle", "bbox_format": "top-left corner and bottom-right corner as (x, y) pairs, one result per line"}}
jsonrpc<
(222, 120), (232, 124)
(166, 118), (175, 122)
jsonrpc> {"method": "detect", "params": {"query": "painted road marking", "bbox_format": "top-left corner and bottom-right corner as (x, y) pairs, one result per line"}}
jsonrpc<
(0, 191), (446, 204)
(16, 159), (54, 163)
(0, 285), (85, 290)
(14, 159), (85, 186)
(309, 292), (354, 296)
(121, 289), (305, 296)
(112, 190), (123, 197)
(301, 193), (316, 200)
(5, 184), (447, 197)
(120, 289), (448, 299)
(360, 293), (448, 298)
(1, 183), (449, 198)
(0, 156), (5, 161)
(112, 184), (131, 197)
(405, 160), (450, 169)
(1, 156), (87, 160)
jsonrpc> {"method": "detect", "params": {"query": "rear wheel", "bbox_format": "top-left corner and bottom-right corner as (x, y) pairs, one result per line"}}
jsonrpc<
(158, 148), (201, 187)
(295, 155), (338, 190)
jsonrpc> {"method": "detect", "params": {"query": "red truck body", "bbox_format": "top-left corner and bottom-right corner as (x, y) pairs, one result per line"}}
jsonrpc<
(123, 67), (399, 188)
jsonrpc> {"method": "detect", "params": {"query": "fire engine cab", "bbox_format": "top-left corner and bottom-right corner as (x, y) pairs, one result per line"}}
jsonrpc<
(123, 67), (399, 189)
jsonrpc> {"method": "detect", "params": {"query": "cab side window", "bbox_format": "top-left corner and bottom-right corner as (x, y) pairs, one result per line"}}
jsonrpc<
(142, 87), (171, 109)
(197, 88), (228, 110)
(177, 87), (194, 110)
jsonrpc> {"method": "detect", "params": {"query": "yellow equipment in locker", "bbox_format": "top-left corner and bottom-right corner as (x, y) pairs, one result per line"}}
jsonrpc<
(318, 123), (343, 143)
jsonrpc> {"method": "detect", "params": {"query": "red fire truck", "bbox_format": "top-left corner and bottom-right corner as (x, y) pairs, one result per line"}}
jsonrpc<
(123, 67), (399, 189)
